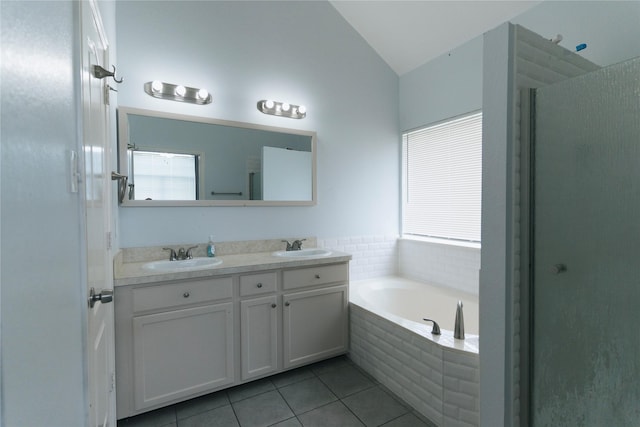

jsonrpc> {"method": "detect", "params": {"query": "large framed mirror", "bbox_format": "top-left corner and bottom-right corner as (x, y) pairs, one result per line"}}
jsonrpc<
(117, 107), (317, 206)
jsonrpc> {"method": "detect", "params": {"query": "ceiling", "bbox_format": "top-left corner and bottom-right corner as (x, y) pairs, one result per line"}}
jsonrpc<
(329, 0), (543, 75)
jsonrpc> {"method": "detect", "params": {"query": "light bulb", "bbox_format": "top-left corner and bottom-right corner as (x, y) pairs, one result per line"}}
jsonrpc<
(281, 103), (290, 112)
(197, 88), (209, 100)
(265, 100), (275, 109)
(298, 105), (307, 115)
(175, 85), (186, 97)
(151, 80), (163, 93)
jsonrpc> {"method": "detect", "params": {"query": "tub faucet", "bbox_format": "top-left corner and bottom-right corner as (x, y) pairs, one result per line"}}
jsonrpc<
(454, 301), (465, 340)
(423, 318), (441, 335)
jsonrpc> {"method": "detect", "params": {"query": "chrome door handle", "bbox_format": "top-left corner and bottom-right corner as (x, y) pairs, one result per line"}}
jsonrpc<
(551, 264), (567, 274)
(88, 288), (113, 308)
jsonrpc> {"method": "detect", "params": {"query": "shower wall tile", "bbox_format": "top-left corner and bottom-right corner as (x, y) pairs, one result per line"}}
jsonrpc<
(319, 235), (398, 281)
(398, 239), (480, 296)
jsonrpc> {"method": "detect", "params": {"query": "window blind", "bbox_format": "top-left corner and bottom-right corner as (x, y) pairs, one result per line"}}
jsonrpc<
(402, 112), (482, 242)
(133, 151), (197, 200)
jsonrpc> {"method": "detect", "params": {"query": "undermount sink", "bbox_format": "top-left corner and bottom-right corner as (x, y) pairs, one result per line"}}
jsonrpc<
(143, 257), (223, 272)
(272, 248), (332, 258)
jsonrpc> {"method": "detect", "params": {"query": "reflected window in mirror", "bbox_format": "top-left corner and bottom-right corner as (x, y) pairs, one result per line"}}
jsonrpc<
(130, 150), (199, 201)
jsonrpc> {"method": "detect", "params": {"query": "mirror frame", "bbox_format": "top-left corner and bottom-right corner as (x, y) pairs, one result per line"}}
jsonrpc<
(117, 107), (317, 207)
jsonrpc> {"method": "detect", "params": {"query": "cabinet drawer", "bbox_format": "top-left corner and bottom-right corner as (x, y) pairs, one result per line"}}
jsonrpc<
(239, 272), (277, 297)
(133, 277), (233, 313)
(282, 263), (348, 290)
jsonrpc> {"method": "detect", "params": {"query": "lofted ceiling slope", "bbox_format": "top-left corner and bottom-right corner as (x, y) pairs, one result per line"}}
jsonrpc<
(330, 0), (542, 75)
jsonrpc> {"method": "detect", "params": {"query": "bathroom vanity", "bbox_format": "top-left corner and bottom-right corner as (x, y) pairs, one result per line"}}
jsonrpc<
(113, 241), (350, 419)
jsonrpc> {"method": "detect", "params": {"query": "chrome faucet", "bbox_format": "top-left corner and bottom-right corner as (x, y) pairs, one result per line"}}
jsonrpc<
(282, 239), (306, 251)
(163, 246), (198, 261)
(423, 318), (441, 335)
(185, 246), (197, 259)
(163, 247), (177, 261)
(454, 300), (465, 340)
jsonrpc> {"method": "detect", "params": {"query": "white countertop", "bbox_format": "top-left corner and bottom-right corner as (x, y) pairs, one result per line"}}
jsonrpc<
(114, 250), (352, 287)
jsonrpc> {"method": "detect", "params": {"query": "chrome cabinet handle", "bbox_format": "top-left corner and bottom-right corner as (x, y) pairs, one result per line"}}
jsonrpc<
(285, 302), (290, 306)
(315, 274), (320, 279)
(271, 303), (277, 308)
(183, 292), (190, 298)
(256, 283), (263, 288)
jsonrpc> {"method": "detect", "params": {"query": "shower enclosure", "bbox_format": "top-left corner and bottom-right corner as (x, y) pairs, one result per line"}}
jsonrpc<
(529, 56), (640, 425)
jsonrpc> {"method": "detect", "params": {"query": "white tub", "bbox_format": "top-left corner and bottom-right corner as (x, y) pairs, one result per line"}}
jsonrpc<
(351, 276), (479, 340)
(349, 277), (479, 426)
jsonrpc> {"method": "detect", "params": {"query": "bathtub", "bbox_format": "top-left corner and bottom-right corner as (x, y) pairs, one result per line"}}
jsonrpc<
(349, 277), (480, 426)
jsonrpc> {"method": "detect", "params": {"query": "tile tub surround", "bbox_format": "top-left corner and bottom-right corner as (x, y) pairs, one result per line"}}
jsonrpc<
(398, 238), (480, 297)
(113, 237), (354, 286)
(349, 302), (479, 426)
(318, 235), (399, 281)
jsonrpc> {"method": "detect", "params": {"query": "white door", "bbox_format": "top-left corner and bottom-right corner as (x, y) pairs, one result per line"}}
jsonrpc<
(81, 1), (116, 426)
(262, 146), (313, 201)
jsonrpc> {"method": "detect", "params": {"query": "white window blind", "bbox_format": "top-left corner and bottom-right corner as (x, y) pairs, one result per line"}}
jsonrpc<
(402, 112), (482, 242)
(133, 151), (197, 200)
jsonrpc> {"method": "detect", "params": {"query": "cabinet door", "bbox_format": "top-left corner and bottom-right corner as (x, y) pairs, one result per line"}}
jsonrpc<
(240, 295), (278, 380)
(283, 285), (348, 369)
(132, 303), (234, 410)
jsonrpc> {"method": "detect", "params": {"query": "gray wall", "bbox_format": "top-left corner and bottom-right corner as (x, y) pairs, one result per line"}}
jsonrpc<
(115, 1), (400, 247)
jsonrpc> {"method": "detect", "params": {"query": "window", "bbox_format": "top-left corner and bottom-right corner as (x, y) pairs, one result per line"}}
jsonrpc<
(402, 111), (482, 243)
(132, 151), (198, 200)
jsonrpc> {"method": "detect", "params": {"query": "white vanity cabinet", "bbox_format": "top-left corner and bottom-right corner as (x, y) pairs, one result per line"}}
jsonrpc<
(132, 302), (234, 409)
(282, 264), (349, 369)
(239, 272), (279, 381)
(115, 276), (235, 418)
(115, 259), (349, 420)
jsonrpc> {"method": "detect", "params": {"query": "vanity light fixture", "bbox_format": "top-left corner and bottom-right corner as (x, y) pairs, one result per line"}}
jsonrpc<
(144, 80), (212, 105)
(257, 99), (306, 119)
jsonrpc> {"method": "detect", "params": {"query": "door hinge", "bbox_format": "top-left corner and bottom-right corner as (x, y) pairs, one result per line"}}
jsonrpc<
(106, 231), (112, 251)
(103, 83), (110, 105)
(111, 371), (116, 392)
(70, 150), (81, 193)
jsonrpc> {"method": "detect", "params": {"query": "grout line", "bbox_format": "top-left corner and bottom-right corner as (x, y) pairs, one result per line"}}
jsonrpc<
(228, 399), (241, 427)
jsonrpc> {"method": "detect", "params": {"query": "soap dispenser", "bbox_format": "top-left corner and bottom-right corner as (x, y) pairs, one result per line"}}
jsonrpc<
(207, 235), (216, 257)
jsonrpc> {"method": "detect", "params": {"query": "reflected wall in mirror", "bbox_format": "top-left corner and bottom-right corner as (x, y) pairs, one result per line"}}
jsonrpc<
(117, 107), (317, 206)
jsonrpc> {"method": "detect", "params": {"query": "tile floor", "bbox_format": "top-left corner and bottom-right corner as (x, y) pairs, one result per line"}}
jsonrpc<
(117, 355), (437, 427)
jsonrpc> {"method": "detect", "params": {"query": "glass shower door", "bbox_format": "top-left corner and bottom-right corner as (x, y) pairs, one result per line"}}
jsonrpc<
(531, 57), (640, 426)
